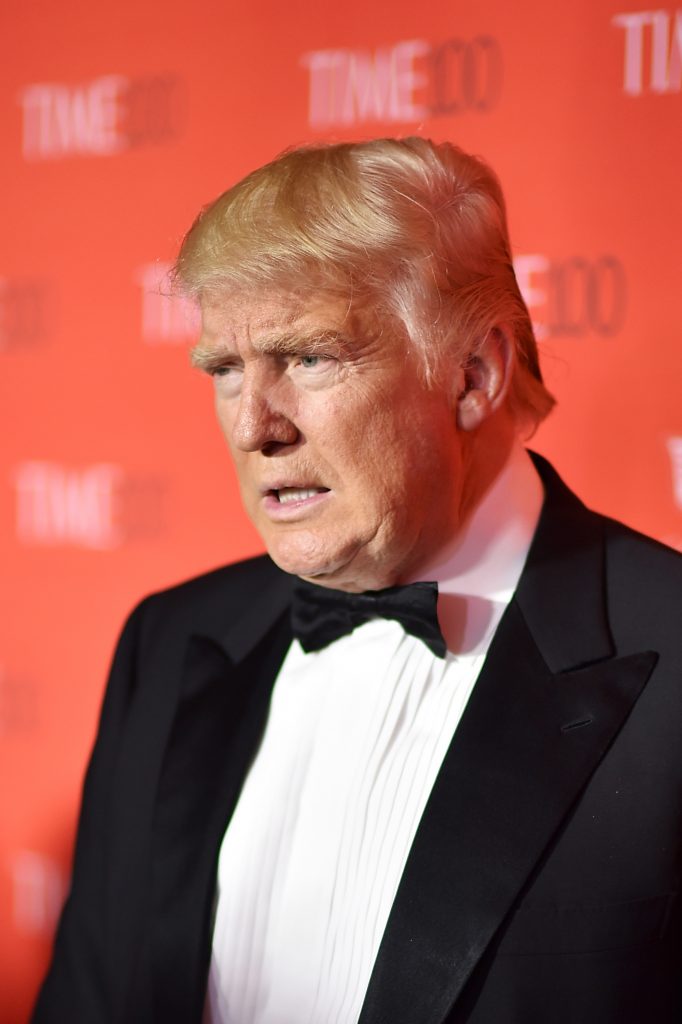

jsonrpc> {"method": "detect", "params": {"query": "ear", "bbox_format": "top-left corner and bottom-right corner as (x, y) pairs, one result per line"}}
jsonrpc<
(455, 326), (514, 432)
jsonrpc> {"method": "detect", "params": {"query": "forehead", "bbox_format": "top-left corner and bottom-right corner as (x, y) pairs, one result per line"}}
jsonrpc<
(199, 289), (353, 345)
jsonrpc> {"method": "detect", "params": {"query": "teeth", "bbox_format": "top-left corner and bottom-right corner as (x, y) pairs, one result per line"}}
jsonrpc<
(277, 488), (323, 504)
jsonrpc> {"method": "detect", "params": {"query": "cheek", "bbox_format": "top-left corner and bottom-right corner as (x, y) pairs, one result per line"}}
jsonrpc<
(319, 408), (425, 507)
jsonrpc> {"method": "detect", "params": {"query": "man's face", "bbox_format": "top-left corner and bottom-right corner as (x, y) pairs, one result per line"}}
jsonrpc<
(196, 291), (467, 591)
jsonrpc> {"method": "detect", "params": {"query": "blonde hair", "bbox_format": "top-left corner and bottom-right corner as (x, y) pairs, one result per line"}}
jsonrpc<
(173, 137), (555, 427)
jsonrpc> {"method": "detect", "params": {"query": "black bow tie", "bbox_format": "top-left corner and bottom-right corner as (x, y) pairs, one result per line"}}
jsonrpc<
(291, 579), (447, 658)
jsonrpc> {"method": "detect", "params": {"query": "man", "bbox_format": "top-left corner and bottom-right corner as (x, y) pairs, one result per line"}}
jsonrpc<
(33, 138), (680, 1024)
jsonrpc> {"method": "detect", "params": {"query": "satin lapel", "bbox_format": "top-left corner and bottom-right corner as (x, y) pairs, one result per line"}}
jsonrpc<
(104, 561), (294, 1024)
(148, 610), (294, 1023)
(358, 603), (657, 1024)
(150, 610), (292, 1019)
(359, 457), (658, 1024)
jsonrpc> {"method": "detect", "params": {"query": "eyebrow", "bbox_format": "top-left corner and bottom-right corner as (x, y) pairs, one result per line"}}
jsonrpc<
(190, 329), (349, 371)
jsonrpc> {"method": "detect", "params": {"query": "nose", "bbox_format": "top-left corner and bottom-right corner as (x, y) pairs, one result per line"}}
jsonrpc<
(229, 375), (299, 454)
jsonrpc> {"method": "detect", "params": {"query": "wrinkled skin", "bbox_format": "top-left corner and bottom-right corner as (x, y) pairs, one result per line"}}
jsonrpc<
(194, 292), (514, 592)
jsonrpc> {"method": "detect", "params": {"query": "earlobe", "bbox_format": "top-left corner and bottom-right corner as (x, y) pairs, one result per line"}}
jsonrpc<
(455, 326), (514, 431)
(456, 376), (493, 431)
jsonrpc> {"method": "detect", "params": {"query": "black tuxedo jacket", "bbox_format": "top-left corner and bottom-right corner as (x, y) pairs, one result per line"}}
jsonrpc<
(33, 456), (681, 1023)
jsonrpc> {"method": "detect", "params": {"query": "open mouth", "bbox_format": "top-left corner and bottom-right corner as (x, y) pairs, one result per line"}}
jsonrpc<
(269, 487), (331, 505)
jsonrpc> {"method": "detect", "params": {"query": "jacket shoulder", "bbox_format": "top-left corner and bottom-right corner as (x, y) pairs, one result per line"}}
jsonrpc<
(599, 514), (682, 653)
(129, 554), (291, 639)
(531, 449), (682, 588)
(603, 514), (682, 567)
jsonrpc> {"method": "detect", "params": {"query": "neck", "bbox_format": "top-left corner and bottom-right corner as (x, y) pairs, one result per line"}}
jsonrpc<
(414, 441), (543, 592)
(413, 440), (543, 655)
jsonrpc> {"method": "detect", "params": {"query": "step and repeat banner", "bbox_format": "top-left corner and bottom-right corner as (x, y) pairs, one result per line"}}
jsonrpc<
(1, 0), (680, 1018)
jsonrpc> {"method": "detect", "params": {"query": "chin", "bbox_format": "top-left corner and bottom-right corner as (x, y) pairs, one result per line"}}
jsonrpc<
(266, 533), (361, 585)
(266, 545), (339, 580)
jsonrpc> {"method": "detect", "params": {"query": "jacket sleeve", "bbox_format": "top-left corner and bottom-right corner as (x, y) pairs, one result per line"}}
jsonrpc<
(31, 599), (149, 1023)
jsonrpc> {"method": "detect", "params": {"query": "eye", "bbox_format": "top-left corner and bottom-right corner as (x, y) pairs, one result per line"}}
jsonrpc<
(297, 354), (332, 370)
(290, 351), (340, 388)
(209, 363), (243, 396)
(209, 363), (242, 379)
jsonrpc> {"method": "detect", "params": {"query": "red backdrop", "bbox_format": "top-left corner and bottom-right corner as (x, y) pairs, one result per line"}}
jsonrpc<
(1, 1), (681, 1019)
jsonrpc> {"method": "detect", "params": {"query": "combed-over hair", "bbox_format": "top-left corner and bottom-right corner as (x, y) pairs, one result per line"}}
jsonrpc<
(173, 137), (555, 428)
